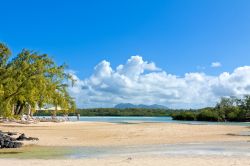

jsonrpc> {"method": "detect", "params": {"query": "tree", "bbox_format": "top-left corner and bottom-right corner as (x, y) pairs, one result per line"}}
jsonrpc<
(215, 97), (239, 121)
(237, 95), (250, 121)
(0, 43), (12, 116)
(0, 43), (75, 117)
(196, 109), (219, 121)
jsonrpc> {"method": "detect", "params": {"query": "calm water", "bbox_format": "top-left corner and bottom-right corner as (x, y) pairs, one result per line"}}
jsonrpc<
(69, 142), (250, 159)
(2, 142), (249, 159)
(56, 116), (250, 126)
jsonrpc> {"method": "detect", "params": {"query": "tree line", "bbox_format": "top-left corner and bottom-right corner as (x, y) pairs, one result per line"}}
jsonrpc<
(34, 108), (172, 117)
(0, 43), (75, 118)
(34, 94), (250, 122)
(171, 96), (250, 122)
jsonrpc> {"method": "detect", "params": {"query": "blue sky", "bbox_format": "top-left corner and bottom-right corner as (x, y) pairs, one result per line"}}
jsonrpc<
(1, 0), (250, 77)
(1, 0), (250, 108)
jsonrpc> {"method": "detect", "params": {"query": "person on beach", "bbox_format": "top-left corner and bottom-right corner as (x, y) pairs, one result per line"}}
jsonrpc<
(77, 113), (80, 121)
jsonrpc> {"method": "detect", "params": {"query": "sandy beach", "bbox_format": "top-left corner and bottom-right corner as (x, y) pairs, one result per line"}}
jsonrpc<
(0, 121), (249, 146)
(0, 156), (250, 166)
(0, 121), (249, 166)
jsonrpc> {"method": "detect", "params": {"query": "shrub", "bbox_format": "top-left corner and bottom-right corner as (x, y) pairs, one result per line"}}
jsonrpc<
(172, 112), (196, 121)
(196, 109), (218, 121)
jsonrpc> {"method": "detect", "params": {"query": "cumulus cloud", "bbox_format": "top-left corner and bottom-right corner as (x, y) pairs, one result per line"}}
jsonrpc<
(211, 62), (222, 68)
(68, 56), (250, 109)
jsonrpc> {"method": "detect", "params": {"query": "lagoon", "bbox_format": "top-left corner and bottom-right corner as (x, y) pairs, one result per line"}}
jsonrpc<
(36, 116), (250, 126)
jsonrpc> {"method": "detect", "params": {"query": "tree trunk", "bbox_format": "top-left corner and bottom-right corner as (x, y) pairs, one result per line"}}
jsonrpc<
(27, 104), (31, 120)
(11, 104), (15, 115)
(17, 104), (24, 115)
(52, 105), (57, 119)
(14, 102), (21, 115)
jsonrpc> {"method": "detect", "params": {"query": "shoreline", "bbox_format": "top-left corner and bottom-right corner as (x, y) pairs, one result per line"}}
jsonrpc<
(32, 116), (250, 127)
(0, 121), (249, 146)
(0, 121), (249, 166)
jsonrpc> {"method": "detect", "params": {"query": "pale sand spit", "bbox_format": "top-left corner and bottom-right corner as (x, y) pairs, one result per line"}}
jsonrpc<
(0, 122), (249, 146)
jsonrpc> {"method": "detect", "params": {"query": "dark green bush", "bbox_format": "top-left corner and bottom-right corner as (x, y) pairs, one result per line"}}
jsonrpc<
(196, 109), (218, 121)
(172, 112), (196, 121)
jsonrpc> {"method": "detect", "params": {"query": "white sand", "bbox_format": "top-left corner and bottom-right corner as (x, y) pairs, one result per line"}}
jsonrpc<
(0, 156), (250, 166)
(0, 122), (249, 146)
(0, 122), (249, 166)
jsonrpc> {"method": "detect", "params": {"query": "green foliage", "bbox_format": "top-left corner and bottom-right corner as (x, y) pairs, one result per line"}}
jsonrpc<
(196, 109), (219, 121)
(34, 96), (250, 122)
(171, 111), (196, 121)
(171, 96), (250, 122)
(0, 43), (76, 117)
(34, 108), (172, 117)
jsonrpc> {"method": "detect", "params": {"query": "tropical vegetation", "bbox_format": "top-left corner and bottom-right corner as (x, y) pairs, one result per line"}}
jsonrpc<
(171, 96), (250, 122)
(35, 96), (250, 122)
(34, 108), (172, 117)
(0, 43), (75, 118)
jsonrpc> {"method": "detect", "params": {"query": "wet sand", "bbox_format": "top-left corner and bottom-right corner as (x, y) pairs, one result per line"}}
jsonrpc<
(0, 121), (249, 146)
(0, 121), (249, 166)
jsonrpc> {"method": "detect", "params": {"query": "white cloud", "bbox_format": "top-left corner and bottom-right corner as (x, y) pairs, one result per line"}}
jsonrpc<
(116, 55), (160, 80)
(211, 62), (222, 68)
(68, 56), (250, 109)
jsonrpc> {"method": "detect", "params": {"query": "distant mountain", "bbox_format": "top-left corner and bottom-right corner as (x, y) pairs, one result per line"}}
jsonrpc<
(114, 103), (168, 109)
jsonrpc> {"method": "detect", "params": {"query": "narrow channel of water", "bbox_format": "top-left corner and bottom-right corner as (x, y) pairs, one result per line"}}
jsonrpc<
(1, 141), (249, 159)
(68, 141), (250, 159)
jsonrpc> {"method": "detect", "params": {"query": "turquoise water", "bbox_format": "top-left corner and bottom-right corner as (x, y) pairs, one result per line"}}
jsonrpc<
(36, 116), (250, 126)
(73, 116), (172, 123)
(68, 142), (250, 158)
(65, 116), (250, 126)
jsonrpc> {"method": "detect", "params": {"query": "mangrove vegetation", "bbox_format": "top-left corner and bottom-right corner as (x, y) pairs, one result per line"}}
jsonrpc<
(171, 96), (250, 122)
(34, 108), (173, 117)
